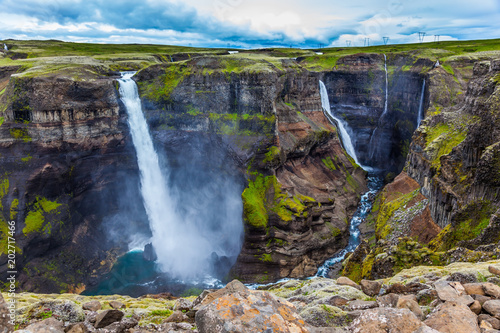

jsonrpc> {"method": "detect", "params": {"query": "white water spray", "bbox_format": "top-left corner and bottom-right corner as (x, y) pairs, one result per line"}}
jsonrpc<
(319, 80), (360, 166)
(3, 44), (7, 51)
(118, 72), (241, 280)
(417, 79), (426, 126)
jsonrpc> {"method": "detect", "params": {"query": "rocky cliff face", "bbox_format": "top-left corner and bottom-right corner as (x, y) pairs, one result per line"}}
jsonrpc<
(342, 54), (500, 282)
(134, 58), (367, 283)
(0, 66), (147, 293)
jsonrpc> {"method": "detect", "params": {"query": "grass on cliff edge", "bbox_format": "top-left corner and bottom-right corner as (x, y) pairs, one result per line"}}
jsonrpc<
(1, 38), (499, 71)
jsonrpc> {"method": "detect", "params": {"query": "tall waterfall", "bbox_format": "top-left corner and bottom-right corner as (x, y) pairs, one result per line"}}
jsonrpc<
(3, 44), (7, 51)
(368, 54), (389, 161)
(319, 80), (360, 166)
(118, 72), (242, 280)
(417, 79), (426, 126)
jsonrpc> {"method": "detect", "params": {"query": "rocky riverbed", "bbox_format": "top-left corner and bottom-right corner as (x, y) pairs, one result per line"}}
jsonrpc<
(4, 259), (500, 332)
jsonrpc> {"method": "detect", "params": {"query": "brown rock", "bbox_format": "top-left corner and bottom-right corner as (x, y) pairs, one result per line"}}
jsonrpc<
(349, 308), (427, 333)
(464, 283), (486, 296)
(470, 300), (482, 314)
(0, 292), (13, 333)
(484, 300), (500, 317)
(489, 266), (500, 276)
(473, 294), (492, 305)
(484, 283), (500, 298)
(377, 293), (399, 308)
(360, 279), (381, 296)
(197, 280), (248, 308)
(23, 317), (65, 333)
(164, 310), (189, 323)
(397, 297), (425, 320)
(94, 309), (124, 328)
(449, 281), (466, 295)
(347, 300), (378, 311)
(82, 300), (101, 311)
(479, 314), (500, 330)
(336, 277), (361, 290)
(328, 296), (349, 307)
(385, 283), (408, 294)
(67, 322), (90, 333)
(195, 289), (308, 333)
(424, 301), (480, 333)
(109, 300), (126, 309)
(434, 280), (474, 305)
(174, 298), (193, 312)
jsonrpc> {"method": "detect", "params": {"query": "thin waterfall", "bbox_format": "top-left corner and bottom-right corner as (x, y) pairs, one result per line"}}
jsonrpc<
(368, 54), (389, 161)
(3, 44), (7, 51)
(417, 79), (426, 126)
(118, 72), (223, 279)
(319, 80), (360, 166)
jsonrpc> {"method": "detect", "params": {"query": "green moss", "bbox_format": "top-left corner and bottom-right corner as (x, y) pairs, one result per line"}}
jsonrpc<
(10, 199), (18, 220)
(9, 128), (31, 142)
(21, 155), (32, 162)
(430, 201), (495, 251)
(241, 174), (270, 229)
(22, 197), (62, 235)
(375, 189), (420, 240)
(242, 174), (316, 228)
(424, 122), (467, 170)
(263, 146), (280, 164)
(260, 254), (273, 262)
(322, 156), (337, 171)
(138, 64), (191, 103)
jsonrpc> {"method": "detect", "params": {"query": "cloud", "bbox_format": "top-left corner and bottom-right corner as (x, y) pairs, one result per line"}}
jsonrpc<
(0, 0), (499, 48)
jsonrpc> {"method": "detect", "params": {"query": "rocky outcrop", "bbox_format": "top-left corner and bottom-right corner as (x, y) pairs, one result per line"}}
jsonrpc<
(0, 66), (143, 293)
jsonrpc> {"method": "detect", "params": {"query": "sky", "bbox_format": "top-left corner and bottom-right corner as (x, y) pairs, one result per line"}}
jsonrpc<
(0, 0), (499, 48)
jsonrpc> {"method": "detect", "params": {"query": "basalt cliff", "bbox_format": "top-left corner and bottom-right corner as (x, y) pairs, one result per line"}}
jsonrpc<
(0, 39), (499, 295)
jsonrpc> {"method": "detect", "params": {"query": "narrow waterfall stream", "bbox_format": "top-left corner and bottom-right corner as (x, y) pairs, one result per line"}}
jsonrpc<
(368, 54), (389, 161)
(316, 81), (384, 277)
(319, 80), (362, 167)
(3, 44), (7, 51)
(417, 79), (426, 126)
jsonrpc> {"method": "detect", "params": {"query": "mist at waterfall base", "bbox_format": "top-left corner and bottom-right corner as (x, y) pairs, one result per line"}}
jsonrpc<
(85, 73), (244, 296)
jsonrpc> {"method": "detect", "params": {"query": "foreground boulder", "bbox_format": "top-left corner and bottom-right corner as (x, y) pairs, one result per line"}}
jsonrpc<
(20, 317), (65, 333)
(94, 309), (124, 328)
(0, 292), (13, 333)
(195, 288), (309, 333)
(424, 301), (480, 333)
(348, 308), (431, 333)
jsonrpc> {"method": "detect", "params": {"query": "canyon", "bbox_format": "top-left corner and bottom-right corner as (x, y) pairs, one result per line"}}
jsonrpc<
(0, 39), (499, 297)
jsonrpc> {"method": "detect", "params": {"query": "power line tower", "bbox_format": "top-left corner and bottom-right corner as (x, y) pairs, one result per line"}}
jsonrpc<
(434, 35), (440, 43)
(383, 37), (389, 45)
(364, 38), (370, 47)
(346, 40), (351, 47)
(418, 32), (426, 43)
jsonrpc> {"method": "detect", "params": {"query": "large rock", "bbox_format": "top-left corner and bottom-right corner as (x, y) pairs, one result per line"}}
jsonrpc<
(348, 308), (428, 333)
(484, 283), (500, 298)
(484, 300), (500, 318)
(23, 317), (65, 333)
(94, 309), (124, 328)
(299, 305), (349, 327)
(27, 300), (85, 323)
(195, 289), (309, 333)
(360, 280), (381, 296)
(424, 301), (480, 333)
(0, 292), (13, 333)
(397, 297), (424, 320)
(434, 280), (474, 305)
(479, 314), (500, 330)
(463, 283), (486, 296)
(195, 279), (248, 309)
(336, 277), (360, 290)
(82, 300), (101, 311)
